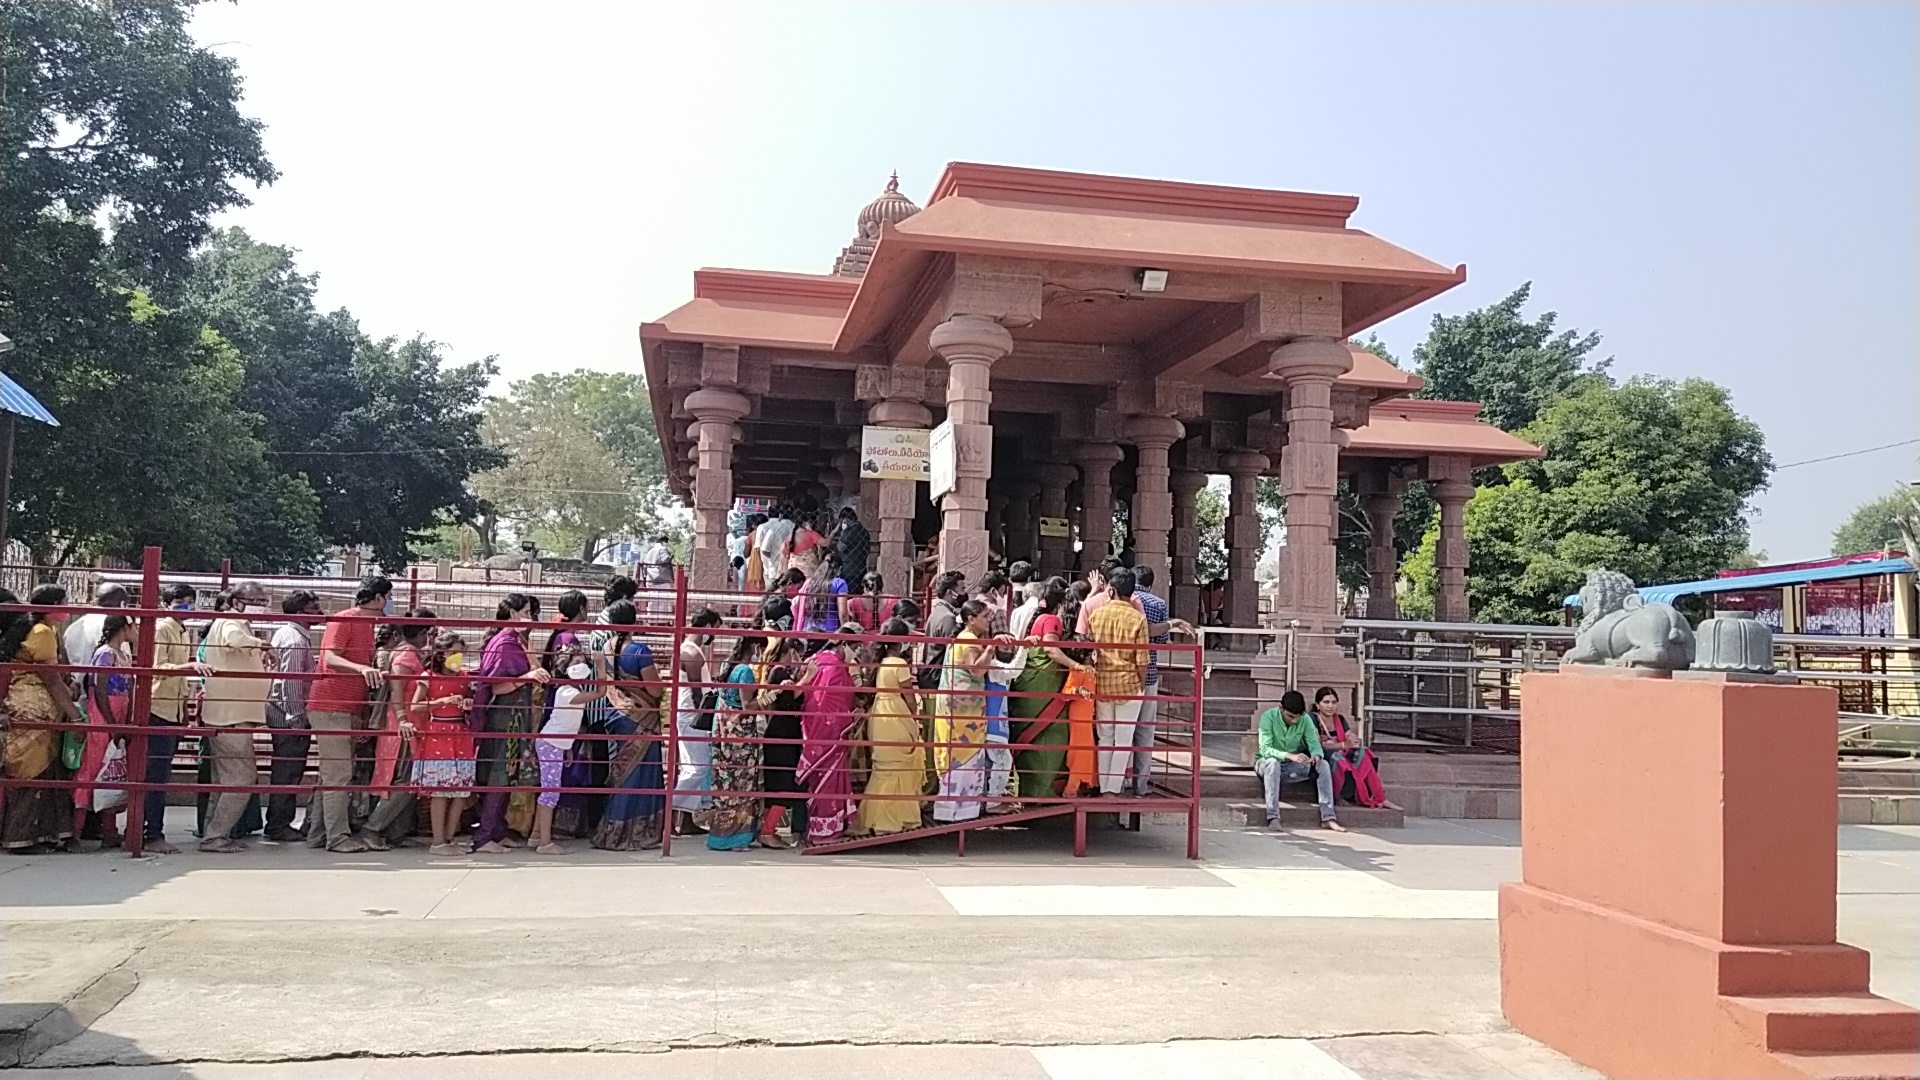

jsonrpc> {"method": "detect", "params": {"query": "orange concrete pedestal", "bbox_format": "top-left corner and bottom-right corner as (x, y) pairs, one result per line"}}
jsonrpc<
(1499, 673), (1920, 1079)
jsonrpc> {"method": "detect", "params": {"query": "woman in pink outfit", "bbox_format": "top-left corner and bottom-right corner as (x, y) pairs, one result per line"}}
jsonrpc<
(794, 638), (859, 846)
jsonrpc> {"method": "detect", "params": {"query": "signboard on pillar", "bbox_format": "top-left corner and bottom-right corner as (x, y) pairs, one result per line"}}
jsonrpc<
(859, 425), (932, 482)
(928, 419), (957, 499)
(1039, 516), (1071, 539)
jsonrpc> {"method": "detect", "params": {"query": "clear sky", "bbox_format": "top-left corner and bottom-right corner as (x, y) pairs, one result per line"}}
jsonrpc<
(187, 1), (1915, 565)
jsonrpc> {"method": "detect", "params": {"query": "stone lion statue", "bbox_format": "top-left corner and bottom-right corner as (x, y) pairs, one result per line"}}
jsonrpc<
(1564, 569), (1694, 671)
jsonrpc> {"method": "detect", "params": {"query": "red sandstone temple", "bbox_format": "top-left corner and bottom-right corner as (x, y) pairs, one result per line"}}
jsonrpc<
(639, 164), (1540, 687)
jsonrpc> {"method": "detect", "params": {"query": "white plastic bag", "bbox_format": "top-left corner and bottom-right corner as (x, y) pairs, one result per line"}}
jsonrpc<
(91, 740), (128, 812)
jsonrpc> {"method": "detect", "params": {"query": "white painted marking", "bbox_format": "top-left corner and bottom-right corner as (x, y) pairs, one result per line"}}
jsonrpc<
(1034, 1039), (1366, 1080)
(939, 866), (1496, 919)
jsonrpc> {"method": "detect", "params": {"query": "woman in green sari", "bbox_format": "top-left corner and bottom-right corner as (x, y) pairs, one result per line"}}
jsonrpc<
(1010, 582), (1093, 799)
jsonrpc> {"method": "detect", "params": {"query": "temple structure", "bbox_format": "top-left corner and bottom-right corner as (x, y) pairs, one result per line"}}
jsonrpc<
(639, 164), (1540, 688)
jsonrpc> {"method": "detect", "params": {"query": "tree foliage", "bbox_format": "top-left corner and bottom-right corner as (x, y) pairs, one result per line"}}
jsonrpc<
(1, 7), (501, 572)
(1193, 483), (1228, 582)
(1402, 378), (1772, 623)
(1831, 486), (1920, 558)
(1412, 283), (1610, 433)
(1, 0), (275, 282)
(184, 230), (502, 570)
(472, 371), (678, 562)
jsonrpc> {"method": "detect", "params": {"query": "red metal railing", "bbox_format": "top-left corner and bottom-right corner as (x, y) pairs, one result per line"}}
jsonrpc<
(0, 547), (1202, 860)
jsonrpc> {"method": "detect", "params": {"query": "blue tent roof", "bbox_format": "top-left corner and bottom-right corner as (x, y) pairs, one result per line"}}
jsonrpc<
(1564, 556), (1915, 607)
(0, 373), (59, 427)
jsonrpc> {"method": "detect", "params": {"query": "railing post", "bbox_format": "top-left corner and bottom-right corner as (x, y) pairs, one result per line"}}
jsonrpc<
(660, 566), (686, 858)
(123, 546), (161, 858)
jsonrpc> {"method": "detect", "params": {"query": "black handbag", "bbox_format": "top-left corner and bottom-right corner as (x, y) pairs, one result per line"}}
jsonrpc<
(691, 689), (718, 732)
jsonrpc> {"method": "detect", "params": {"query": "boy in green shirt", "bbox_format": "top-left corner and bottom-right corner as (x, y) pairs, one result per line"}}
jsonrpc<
(1254, 690), (1344, 830)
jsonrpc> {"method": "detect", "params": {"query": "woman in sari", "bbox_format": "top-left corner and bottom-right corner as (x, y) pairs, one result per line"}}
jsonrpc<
(589, 601), (667, 850)
(1010, 582), (1094, 799)
(932, 600), (995, 823)
(707, 634), (765, 851)
(362, 610), (435, 848)
(787, 513), (827, 579)
(795, 636), (858, 845)
(470, 593), (550, 853)
(2, 585), (83, 852)
(855, 619), (924, 836)
(755, 636), (807, 845)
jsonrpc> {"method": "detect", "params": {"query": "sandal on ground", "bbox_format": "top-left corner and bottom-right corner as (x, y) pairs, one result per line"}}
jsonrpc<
(1320, 820), (1347, 832)
(144, 839), (181, 854)
(327, 837), (371, 854)
(473, 840), (508, 854)
(358, 833), (390, 852)
(757, 834), (792, 850)
(535, 842), (567, 855)
(199, 837), (244, 854)
(429, 843), (465, 856)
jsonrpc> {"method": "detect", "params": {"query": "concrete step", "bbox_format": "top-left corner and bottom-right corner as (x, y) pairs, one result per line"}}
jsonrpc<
(1721, 993), (1920, 1054)
(1226, 801), (1404, 829)
(1838, 793), (1920, 825)
(1772, 1049), (1920, 1079)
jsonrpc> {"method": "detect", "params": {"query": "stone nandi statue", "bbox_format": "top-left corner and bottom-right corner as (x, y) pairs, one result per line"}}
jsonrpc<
(1564, 569), (1694, 671)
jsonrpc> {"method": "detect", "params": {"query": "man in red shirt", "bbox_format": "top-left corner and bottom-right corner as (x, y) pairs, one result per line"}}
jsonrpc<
(304, 575), (390, 853)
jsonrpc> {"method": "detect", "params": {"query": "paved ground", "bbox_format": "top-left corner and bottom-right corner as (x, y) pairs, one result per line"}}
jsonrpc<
(2, 811), (1914, 1078)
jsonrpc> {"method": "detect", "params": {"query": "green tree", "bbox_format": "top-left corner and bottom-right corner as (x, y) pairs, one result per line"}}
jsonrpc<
(472, 371), (678, 562)
(1412, 283), (1610, 432)
(1403, 377), (1772, 623)
(183, 229), (502, 569)
(1, 0), (275, 281)
(1193, 483), (1228, 581)
(1831, 486), (1920, 557)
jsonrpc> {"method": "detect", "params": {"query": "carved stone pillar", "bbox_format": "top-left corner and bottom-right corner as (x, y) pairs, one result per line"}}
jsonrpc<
(1220, 450), (1268, 630)
(1355, 468), (1407, 620)
(1431, 456), (1474, 623)
(931, 314), (1011, 583)
(1170, 468), (1207, 624)
(1001, 478), (1039, 565)
(1073, 442), (1124, 572)
(1269, 337), (1352, 622)
(684, 387), (751, 590)
(1123, 417), (1184, 593)
(865, 394), (933, 596)
(1035, 462), (1077, 576)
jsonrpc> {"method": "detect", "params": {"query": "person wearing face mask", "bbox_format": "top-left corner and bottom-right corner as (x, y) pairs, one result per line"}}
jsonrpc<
(196, 582), (272, 853)
(470, 592), (551, 854)
(306, 575), (392, 854)
(530, 648), (601, 855)
(263, 590), (321, 843)
(407, 630), (475, 855)
(140, 584), (212, 854)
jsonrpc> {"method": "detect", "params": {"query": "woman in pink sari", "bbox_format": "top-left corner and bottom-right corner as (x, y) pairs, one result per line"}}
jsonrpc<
(794, 637), (859, 846)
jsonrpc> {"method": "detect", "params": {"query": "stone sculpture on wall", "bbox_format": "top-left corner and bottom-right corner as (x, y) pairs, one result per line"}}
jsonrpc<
(1564, 569), (1695, 671)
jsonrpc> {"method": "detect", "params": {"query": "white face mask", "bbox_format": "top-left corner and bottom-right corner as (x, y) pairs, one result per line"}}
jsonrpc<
(567, 662), (592, 681)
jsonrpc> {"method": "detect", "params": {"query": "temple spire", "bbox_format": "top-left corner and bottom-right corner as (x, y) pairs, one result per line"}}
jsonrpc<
(832, 172), (921, 277)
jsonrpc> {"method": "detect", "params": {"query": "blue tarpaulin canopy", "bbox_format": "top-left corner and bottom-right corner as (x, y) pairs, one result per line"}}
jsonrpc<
(1564, 556), (1915, 608)
(0, 373), (58, 427)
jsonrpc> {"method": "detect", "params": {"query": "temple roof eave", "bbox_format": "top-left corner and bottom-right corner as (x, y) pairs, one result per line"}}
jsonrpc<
(1343, 399), (1544, 469)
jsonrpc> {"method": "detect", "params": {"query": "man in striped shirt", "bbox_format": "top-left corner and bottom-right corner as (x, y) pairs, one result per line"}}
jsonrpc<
(1087, 567), (1149, 796)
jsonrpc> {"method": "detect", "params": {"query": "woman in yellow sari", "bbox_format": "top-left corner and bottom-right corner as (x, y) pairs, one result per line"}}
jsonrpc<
(856, 619), (925, 835)
(932, 600), (995, 823)
(3, 585), (85, 852)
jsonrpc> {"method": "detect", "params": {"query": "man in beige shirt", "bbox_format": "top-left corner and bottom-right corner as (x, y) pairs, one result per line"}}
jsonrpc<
(142, 583), (211, 854)
(198, 582), (271, 853)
